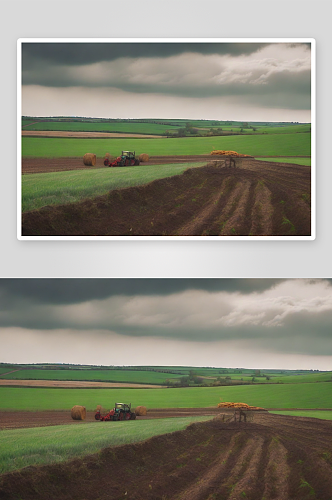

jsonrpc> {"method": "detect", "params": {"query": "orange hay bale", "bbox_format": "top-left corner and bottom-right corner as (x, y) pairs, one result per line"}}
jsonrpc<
(135, 406), (147, 416)
(139, 153), (149, 162)
(83, 153), (96, 166)
(71, 405), (86, 420)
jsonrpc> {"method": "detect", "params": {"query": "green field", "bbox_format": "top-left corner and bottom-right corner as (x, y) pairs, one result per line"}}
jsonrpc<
(3, 366), (330, 385)
(1, 383), (331, 411)
(23, 120), (179, 135)
(22, 118), (310, 135)
(258, 157), (311, 166)
(22, 162), (205, 212)
(22, 133), (311, 158)
(0, 416), (212, 474)
(0, 368), (179, 385)
(271, 411), (332, 420)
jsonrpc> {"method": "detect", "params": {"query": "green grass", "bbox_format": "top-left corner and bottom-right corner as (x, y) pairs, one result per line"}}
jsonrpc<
(1, 383), (331, 412)
(22, 121), (178, 135)
(0, 368), (179, 385)
(258, 157), (311, 166)
(22, 133), (311, 158)
(3, 367), (330, 385)
(22, 162), (204, 212)
(271, 411), (332, 420)
(22, 119), (310, 135)
(0, 416), (212, 474)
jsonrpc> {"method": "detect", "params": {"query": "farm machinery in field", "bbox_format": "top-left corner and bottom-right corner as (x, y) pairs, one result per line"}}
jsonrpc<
(104, 151), (140, 167)
(95, 403), (137, 421)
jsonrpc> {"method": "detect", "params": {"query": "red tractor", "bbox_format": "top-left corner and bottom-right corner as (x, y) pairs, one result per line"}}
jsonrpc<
(104, 151), (140, 167)
(95, 403), (137, 421)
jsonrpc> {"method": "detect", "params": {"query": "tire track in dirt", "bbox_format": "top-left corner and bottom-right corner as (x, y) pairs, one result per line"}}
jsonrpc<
(217, 435), (265, 499)
(250, 182), (274, 236)
(262, 439), (290, 500)
(176, 177), (231, 236)
(218, 179), (252, 236)
(176, 434), (239, 500)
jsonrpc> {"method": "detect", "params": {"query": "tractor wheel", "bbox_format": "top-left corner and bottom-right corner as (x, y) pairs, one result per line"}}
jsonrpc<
(130, 412), (137, 420)
(134, 159), (140, 166)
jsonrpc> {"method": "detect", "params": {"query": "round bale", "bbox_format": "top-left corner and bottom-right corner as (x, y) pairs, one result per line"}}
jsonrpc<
(139, 153), (149, 162)
(71, 405), (86, 420)
(83, 153), (96, 166)
(135, 406), (147, 416)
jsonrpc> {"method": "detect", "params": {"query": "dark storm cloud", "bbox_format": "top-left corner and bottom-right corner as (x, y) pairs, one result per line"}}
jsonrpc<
(21, 42), (311, 112)
(22, 43), (270, 69)
(0, 278), (283, 306)
(0, 279), (331, 358)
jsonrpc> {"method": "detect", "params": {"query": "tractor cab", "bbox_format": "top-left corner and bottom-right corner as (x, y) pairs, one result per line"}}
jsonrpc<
(122, 151), (135, 160)
(114, 402), (132, 414)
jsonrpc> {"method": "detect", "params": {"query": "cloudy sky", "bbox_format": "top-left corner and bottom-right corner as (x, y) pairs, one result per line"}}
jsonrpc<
(1, 279), (331, 370)
(21, 41), (312, 122)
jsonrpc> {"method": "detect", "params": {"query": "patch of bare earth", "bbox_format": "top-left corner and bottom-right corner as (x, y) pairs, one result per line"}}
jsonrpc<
(1, 413), (331, 500)
(22, 161), (311, 237)
(22, 155), (213, 174)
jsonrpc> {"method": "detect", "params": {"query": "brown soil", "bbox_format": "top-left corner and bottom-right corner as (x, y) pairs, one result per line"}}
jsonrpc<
(22, 155), (213, 174)
(22, 131), (163, 139)
(0, 408), (224, 430)
(22, 160), (311, 237)
(0, 380), (164, 389)
(1, 413), (331, 500)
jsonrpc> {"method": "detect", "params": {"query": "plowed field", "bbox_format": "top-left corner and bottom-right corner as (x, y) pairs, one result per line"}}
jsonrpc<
(1, 413), (331, 500)
(22, 160), (311, 237)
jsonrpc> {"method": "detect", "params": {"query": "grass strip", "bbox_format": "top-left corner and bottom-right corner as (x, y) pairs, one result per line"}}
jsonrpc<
(270, 411), (332, 420)
(0, 416), (212, 474)
(1, 383), (331, 412)
(258, 157), (311, 166)
(22, 133), (311, 158)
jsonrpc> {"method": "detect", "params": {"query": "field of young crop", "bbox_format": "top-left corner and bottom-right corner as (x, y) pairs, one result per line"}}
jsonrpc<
(259, 157), (311, 166)
(271, 411), (332, 420)
(22, 132), (311, 158)
(21, 162), (205, 213)
(0, 368), (179, 384)
(1, 383), (331, 411)
(0, 416), (212, 474)
(22, 118), (310, 135)
(23, 121), (179, 135)
(2, 366), (330, 385)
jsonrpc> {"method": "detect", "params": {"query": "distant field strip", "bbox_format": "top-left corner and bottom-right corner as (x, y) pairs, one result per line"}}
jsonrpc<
(22, 163), (205, 212)
(258, 157), (311, 166)
(271, 411), (332, 420)
(1, 383), (331, 411)
(22, 133), (311, 157)
(21, 121), (178, 135)
(0, 368), (179, 384)
(0, 416), (212, 474)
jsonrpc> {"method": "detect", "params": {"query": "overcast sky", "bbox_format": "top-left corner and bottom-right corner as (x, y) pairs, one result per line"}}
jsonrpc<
(1, 278), (331, 370)
(21, 41), (312, 122)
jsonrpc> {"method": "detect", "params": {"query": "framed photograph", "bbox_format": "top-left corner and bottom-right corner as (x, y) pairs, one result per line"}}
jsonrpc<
(18, 38), (315, 240)
(1, 278), (331, 498)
